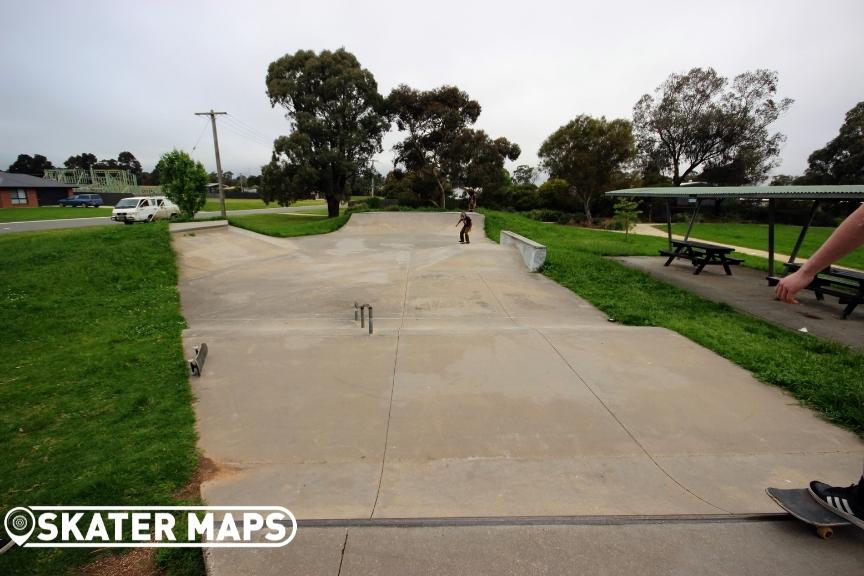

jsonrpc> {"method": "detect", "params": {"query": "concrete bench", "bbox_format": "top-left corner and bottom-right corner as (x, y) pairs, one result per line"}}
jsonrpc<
(500, 230), (547, 272)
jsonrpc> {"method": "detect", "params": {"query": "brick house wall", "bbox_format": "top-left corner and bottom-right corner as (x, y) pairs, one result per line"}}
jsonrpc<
(0, 188), (38, 208)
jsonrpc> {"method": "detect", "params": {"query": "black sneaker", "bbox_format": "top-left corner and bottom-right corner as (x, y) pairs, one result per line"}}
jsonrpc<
(808, 478), (864, 529)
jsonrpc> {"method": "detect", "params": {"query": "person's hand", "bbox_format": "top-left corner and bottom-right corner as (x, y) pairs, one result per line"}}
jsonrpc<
(774, 268), (816, 304)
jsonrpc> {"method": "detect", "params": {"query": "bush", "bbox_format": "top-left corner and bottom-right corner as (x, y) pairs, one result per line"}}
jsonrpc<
(525, 209), (564, 222)
(156, 149), (208, 218)
(366, 196), (383, 209)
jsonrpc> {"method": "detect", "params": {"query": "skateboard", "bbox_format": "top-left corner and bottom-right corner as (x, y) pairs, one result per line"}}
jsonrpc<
(189, 342), (208, 377)
(766, 487), (850, 539)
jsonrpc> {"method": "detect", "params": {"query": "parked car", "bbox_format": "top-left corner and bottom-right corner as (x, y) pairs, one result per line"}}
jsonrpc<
(112, 196), (180, 224)
(58, 193), (104, 207)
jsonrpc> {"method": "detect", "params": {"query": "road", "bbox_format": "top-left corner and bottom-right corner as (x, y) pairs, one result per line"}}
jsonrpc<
(0, 205), (323, 234)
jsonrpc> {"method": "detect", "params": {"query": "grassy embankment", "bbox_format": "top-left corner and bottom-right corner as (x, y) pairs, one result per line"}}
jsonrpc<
(657, 222), (864, 271)
(0, 224), (202, 575)
(201, 198), (325, 212)
(0, 206), (113, 222)
(228, 211), (347, 237)
(484, 210), (864, 435)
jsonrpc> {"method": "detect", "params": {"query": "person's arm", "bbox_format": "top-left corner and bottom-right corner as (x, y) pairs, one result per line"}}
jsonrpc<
(775, 204), (864, 303)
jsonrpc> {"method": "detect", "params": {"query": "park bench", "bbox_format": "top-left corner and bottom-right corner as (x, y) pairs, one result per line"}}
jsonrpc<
(769, 263), (864, 319)
(659, 239), (744, 275)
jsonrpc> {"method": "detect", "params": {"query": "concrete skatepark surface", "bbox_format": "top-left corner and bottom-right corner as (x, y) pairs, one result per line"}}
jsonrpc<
(174, 213), (864, 573)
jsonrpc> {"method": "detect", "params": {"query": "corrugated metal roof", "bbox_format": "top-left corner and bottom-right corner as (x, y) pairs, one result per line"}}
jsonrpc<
(605, 185), (864, 200)
(0, 170), (77, 189)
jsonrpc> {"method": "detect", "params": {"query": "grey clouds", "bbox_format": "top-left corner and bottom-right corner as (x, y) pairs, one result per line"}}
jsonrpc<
(2, 0), (862, 179)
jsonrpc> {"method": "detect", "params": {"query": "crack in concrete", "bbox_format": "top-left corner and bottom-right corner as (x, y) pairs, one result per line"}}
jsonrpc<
(534, 328), (732, 515)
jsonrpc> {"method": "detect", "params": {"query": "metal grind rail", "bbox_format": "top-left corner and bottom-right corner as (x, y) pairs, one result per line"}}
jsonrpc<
(354, 302), (374, 334)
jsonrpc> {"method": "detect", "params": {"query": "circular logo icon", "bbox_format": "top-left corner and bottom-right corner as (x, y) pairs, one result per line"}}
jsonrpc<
(4, 507), (36, 546)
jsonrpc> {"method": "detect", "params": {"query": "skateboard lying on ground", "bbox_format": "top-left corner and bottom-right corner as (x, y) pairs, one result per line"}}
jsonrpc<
(189, 342), (208, 377)
(766, 487), (851, 539)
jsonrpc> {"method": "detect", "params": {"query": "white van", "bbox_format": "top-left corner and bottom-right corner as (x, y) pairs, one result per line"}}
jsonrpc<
(112, 196), (180, 224)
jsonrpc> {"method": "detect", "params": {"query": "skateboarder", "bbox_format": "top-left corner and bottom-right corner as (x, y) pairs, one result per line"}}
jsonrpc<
(774, 203), (864, 529)
(467, 189), (477, 212)
(457, 212), (472, 244)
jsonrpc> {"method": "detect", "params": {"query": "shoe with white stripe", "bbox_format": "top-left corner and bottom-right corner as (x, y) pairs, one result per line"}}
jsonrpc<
(808, 478), (864, 529)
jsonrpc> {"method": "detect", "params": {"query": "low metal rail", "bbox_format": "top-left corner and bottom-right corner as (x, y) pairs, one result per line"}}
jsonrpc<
(354, 302), (374, 334)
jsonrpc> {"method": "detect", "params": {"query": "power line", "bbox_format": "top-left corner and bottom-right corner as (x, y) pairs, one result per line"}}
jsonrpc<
(218, 121), (273, 148)
(225, 114), (275, 142)
(191, 117), (210, 152)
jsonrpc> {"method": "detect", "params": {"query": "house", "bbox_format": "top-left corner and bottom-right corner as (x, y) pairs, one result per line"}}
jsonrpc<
(0, 171), (77, 208)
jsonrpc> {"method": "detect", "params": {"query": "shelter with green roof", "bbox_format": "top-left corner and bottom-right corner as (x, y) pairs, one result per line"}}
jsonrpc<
(606, 186), (864, 277)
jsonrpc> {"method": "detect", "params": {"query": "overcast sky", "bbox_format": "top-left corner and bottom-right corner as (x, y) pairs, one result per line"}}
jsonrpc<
(2, 0), (862, 180)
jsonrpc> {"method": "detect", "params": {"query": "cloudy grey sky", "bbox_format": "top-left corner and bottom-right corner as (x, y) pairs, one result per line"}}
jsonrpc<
(2, 0), (862, 180)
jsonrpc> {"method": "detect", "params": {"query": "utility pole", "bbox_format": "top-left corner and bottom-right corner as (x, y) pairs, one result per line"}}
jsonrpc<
(195, 109), (227, 218)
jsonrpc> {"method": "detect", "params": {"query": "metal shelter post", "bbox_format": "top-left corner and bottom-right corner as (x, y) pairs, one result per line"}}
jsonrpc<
(665, 199), (673, 249)
(768, 198), (776, 278)
(683, 198), (702, 241)
(788, 200), (820, 264)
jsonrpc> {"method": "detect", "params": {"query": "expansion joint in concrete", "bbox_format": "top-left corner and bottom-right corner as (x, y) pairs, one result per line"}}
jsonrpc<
(533, 328), (731, 515)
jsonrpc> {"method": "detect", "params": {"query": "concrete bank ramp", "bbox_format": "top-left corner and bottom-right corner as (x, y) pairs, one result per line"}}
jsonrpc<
(174, 212), (863, 523)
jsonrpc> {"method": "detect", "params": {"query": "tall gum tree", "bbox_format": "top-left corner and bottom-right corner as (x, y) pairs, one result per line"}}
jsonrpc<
(633, 68), (793, 186)
(265, 48), (388, 217)
(538, 115), (635, 224)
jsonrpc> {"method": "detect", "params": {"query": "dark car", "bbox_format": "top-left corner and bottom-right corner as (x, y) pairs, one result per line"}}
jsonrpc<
(58, 193), (104, 207)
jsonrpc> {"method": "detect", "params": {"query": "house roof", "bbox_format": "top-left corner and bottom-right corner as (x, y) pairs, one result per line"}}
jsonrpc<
(0, 171), (77, 189)
(605, 185), (864, 200)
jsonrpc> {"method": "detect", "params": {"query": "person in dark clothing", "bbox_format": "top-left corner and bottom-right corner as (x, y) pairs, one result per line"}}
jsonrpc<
(467, 189), (477, 212)
(457, 212), (472, 244)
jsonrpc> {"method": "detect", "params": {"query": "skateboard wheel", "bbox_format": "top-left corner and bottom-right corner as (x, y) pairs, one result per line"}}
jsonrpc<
(816, 526), (833, 539)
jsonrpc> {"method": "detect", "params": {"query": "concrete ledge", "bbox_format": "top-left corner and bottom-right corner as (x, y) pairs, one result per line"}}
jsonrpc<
(500, 230), (547, 272)
(169, 220), (228, 233)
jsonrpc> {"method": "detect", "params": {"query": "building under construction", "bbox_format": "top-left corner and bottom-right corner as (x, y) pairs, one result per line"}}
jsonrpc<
(42, 168), (139, 195)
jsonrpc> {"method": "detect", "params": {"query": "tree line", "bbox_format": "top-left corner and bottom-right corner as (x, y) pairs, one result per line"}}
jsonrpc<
(4, 151), (162, 184)
(259, 48), (863, 221)
(8, 49), (861, 223)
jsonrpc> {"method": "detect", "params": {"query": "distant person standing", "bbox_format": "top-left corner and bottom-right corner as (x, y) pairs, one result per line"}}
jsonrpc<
(456, 212), (472, 244)
(467, 189), (477, 212)
(774, 203), (864, 529)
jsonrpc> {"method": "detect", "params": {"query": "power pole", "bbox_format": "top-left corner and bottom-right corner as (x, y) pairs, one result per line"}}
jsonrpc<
(195, 109), (227, 218)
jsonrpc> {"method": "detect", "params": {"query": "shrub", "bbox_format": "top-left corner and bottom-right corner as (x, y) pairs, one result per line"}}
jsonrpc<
(156, 149), (208, 218)
(525, 209), (564, 222)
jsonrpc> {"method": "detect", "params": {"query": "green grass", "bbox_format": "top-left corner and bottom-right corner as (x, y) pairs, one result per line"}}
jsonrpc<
(228, 212), (348, 237)
(202, 198), (326, 211)
(657, 222), (864, 270)
(0, 224), (200, 575)
(484, 211), (864, 435)
(0, 206), (113, 222)
(202, 198), (268, 211)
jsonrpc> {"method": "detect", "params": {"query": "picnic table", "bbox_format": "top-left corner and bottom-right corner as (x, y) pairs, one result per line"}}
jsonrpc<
(660, 239), (743, 275)
(768, 262), (864, 319)
(605, 185), (864, 318)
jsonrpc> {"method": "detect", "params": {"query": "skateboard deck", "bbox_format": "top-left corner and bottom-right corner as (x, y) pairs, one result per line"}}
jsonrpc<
(189, 342), (208, 377)
(766, 487), (850, 539)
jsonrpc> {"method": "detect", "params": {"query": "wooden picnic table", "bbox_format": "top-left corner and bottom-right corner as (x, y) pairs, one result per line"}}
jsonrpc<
(660, 239), (743, 275)
(768, 262), (864, 319)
